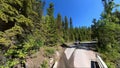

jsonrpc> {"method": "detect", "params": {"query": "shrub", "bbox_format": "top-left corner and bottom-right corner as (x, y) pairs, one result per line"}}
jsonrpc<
(40, 60), (48, 68)
(44, 47), (55, 58)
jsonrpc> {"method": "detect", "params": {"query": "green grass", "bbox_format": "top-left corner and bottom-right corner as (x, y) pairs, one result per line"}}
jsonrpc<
(44, 47), (55, 57)
(40, 60), (48, 68)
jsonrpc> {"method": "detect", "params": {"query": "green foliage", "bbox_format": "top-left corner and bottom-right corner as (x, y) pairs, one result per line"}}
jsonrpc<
(106, 62), (116, 68)
(40, 60), (48, 68)
(62, 16), (91, 42)
(44, 47), (55, 57)
(56, 13), (63, 43)
(42, 3), (58, 46)
(42, 15), (57, 46)
(0, 0), (43, 67)
(0, 0), (93, 67)
(63, 16), (69, 41)
(91, 0), (120, 67)
(72, 27), (91, 41)
(47, 3), (54, 16)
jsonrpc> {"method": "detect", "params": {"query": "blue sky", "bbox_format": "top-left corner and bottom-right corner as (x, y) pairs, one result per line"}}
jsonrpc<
(44, 0), (120, 27)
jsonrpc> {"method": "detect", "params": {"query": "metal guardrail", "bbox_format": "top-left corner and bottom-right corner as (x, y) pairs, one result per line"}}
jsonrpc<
(96, 55), (108, 68)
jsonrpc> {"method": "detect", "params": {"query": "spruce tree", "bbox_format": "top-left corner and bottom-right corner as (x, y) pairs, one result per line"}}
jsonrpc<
(69, 17), (74, 41)
(56, 13), (63, 43)
(0, 0), (43, 67)
(45, 3), (58, 46)
(91, 0), (120, 67)
(64, 16), (69, 41)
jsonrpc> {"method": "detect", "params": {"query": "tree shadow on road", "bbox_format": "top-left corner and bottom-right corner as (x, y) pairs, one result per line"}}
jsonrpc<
(75, 43), (98, 52)
(61, 43), (98, 52)
(60, 43), (70, 48)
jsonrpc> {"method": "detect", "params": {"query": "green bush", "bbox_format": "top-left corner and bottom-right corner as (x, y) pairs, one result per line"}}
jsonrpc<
(40, 60), (48, 68)
(106, 61), (116, 68)
(45, 47), (55, 57)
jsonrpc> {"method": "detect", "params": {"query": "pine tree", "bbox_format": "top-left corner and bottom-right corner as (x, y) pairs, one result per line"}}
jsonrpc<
(64, 16), (69, 41)
(56, 13), (62, 34)
(69, 17), (74, 41)
(47, 3), (54, 17)
(0, 0), (42, 67)
(56, 13), (64, 43)
(91, 19), (97, 40)
(44, 3), (58, 46)
(90, 0), (120, 67)
(70, 17), (73, 29)
(64, 16), (69, 30)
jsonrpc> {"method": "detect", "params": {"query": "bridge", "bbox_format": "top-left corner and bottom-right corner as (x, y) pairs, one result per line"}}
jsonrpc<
(53, 41), (108, 68)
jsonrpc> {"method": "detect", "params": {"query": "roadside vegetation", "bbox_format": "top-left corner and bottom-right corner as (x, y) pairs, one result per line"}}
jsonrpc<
(40, 60), (48, 68)
(91, 0), (120, 68)
(0, 0), (120, 68)
(0, 0), (91, 67)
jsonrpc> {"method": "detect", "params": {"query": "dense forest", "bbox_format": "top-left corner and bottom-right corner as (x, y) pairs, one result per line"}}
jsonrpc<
(0, 0), (91, 67)
(0, 0), (120, 68)
(92, 0), (120, 68)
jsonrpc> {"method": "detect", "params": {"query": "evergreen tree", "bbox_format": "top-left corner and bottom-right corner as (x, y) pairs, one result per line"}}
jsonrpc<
(91, 0), (120, 67)
(56, 13), (62, 34)
(91, 19), (98, 40)
(69, 17), (74, 41)
(56, 13), (64, 43)
(47, 3), (54, 17)
(45, 3), (58, 46)
(64, 16), (69, 30)
(64, 16), (69, 41)
(70, 17), (73, 29)
(0, 0), (36, 67)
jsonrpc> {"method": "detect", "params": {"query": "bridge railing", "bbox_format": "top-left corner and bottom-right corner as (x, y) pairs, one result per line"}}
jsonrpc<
(96, 54), (108, 68)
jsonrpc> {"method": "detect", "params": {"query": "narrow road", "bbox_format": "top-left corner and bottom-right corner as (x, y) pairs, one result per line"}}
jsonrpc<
(74, 49), (96, 68)
(57, 42), (97, 68)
